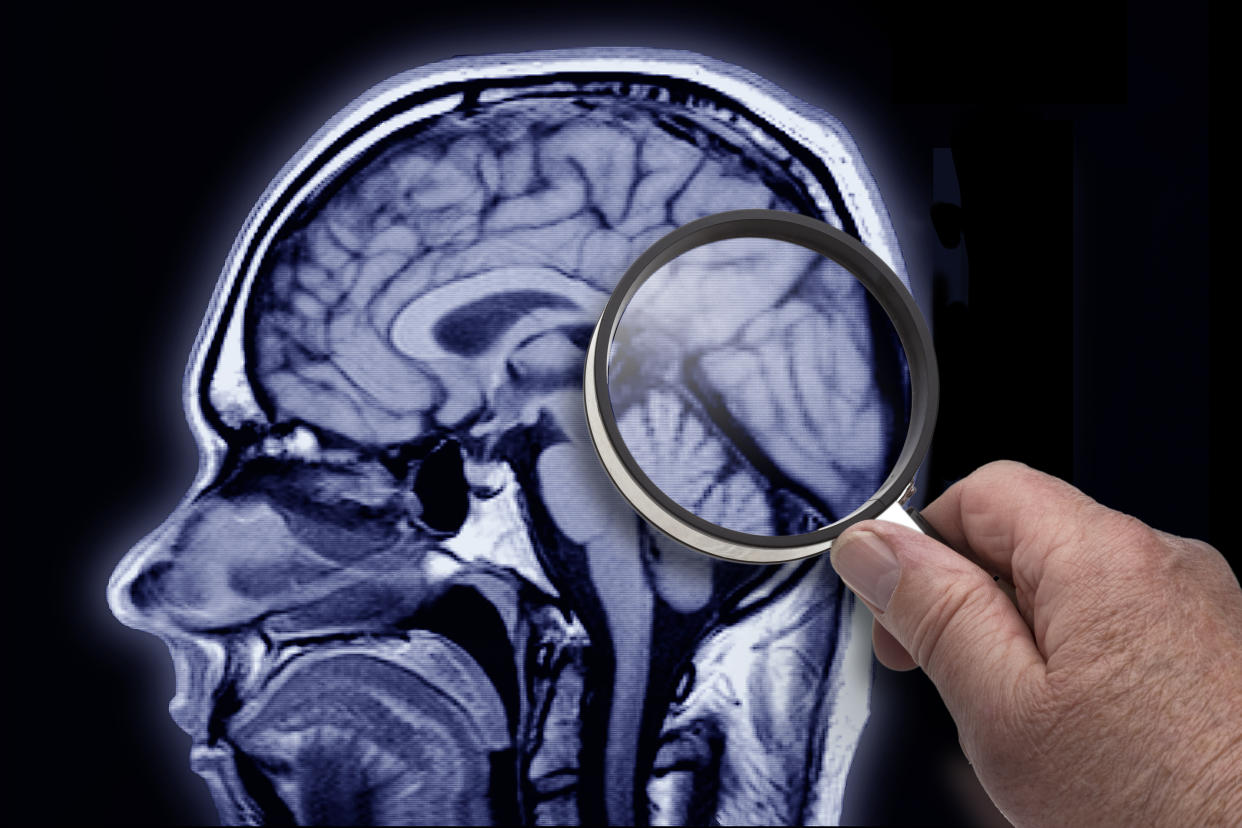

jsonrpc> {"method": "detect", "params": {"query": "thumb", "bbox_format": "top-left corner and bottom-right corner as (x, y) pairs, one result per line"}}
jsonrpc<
(830, 520), (1045, 717)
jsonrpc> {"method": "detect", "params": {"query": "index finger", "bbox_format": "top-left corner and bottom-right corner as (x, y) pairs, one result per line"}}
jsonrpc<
(920, 460), (1112, 592)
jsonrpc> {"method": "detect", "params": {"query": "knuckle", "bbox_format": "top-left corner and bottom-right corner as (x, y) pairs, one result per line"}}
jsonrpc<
(1160, 533), (1231, 579)
(970, 459), (1035, 493)
(976, 458), (1029, 476)
(974, 458), (1069, 495)
(1182, 536), (1223, 560)
(1102, 513), (1189, 591)
(1102, 511), (1160, 554)
(1048, 506), (1161, 585)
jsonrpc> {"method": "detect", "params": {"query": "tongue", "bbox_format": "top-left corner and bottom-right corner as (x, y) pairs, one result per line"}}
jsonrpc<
(231, 635), (510, 823)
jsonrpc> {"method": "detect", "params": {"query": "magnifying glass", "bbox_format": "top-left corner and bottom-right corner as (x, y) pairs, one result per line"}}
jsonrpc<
(583, 209), (940, 565)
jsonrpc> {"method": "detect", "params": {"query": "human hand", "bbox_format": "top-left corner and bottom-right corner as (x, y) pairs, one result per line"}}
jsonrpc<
(830, 461), (1242, 827)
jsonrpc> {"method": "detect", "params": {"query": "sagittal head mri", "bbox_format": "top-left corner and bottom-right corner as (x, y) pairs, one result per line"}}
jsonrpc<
(108, 48), (913, 826)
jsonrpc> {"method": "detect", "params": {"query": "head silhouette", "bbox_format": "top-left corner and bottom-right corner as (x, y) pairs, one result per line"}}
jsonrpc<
(108, 49), (913, 826)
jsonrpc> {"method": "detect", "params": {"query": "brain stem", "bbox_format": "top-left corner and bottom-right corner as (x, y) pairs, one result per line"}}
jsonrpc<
(586, 523), (650, 827)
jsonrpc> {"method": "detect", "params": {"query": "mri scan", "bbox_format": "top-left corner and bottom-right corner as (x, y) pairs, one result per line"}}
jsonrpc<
(108, 48), (912, 825)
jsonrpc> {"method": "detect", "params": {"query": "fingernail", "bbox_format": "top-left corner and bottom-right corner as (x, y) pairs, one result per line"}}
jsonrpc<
(830, 530), (900, 612)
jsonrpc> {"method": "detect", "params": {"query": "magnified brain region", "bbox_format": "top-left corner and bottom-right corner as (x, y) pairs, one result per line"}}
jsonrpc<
(108, 49), (912, 826)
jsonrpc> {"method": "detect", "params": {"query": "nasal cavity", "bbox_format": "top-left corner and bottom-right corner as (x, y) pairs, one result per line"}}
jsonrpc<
(413, 439), (469, 534)
(128, 558), (173, 611)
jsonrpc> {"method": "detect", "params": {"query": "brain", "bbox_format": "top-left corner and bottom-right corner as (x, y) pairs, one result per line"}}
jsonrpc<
(249, 90), (899, 524)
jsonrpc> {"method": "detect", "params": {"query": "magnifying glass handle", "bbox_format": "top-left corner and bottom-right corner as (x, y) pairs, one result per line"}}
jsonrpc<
(876, 500), (946, 543)
(876, 501), (1020, 606)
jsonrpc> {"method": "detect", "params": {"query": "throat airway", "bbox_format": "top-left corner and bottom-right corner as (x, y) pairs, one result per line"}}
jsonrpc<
(398, 585), (519, 735)
(414, 440), (469, 533)
(231, 744), (298, 825)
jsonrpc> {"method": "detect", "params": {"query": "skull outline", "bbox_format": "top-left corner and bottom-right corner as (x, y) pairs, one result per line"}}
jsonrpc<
(108, 48), (914, 826)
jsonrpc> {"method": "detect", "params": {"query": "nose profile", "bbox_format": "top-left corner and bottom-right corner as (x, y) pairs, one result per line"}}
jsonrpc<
(108, 510), (184, 635)
(106, 495), (250, 739)
(109, 494), (335, 635)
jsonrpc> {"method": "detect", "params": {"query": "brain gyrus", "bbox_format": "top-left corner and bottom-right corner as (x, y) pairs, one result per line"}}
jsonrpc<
(251, 93), (898, 519)
(252, 99), (778, 444)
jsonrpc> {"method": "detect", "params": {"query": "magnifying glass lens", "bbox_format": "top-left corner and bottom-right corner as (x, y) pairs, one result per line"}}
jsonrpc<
(605, 236), (912, 538)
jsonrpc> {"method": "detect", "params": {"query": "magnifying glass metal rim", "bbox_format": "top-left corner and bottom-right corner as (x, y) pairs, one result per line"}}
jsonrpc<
(584, 209), (938, 564)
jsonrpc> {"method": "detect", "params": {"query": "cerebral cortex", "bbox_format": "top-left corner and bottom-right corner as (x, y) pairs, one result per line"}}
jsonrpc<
(251, 90), (897, 523)
(110, 55), (909, 828)
(257, 96), (789, 440)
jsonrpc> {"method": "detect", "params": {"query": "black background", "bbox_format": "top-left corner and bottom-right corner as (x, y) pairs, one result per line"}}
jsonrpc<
(8, 1), (1218, 825)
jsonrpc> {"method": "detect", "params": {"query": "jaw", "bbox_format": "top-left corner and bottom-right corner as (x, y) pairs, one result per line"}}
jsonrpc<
(196, 630), (509, 826)
(185, 570), (591, 826)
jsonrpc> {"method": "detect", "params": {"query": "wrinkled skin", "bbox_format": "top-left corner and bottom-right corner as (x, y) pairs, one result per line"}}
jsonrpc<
(108, 50), (914, 826)
(833, 461), (1242, 827)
